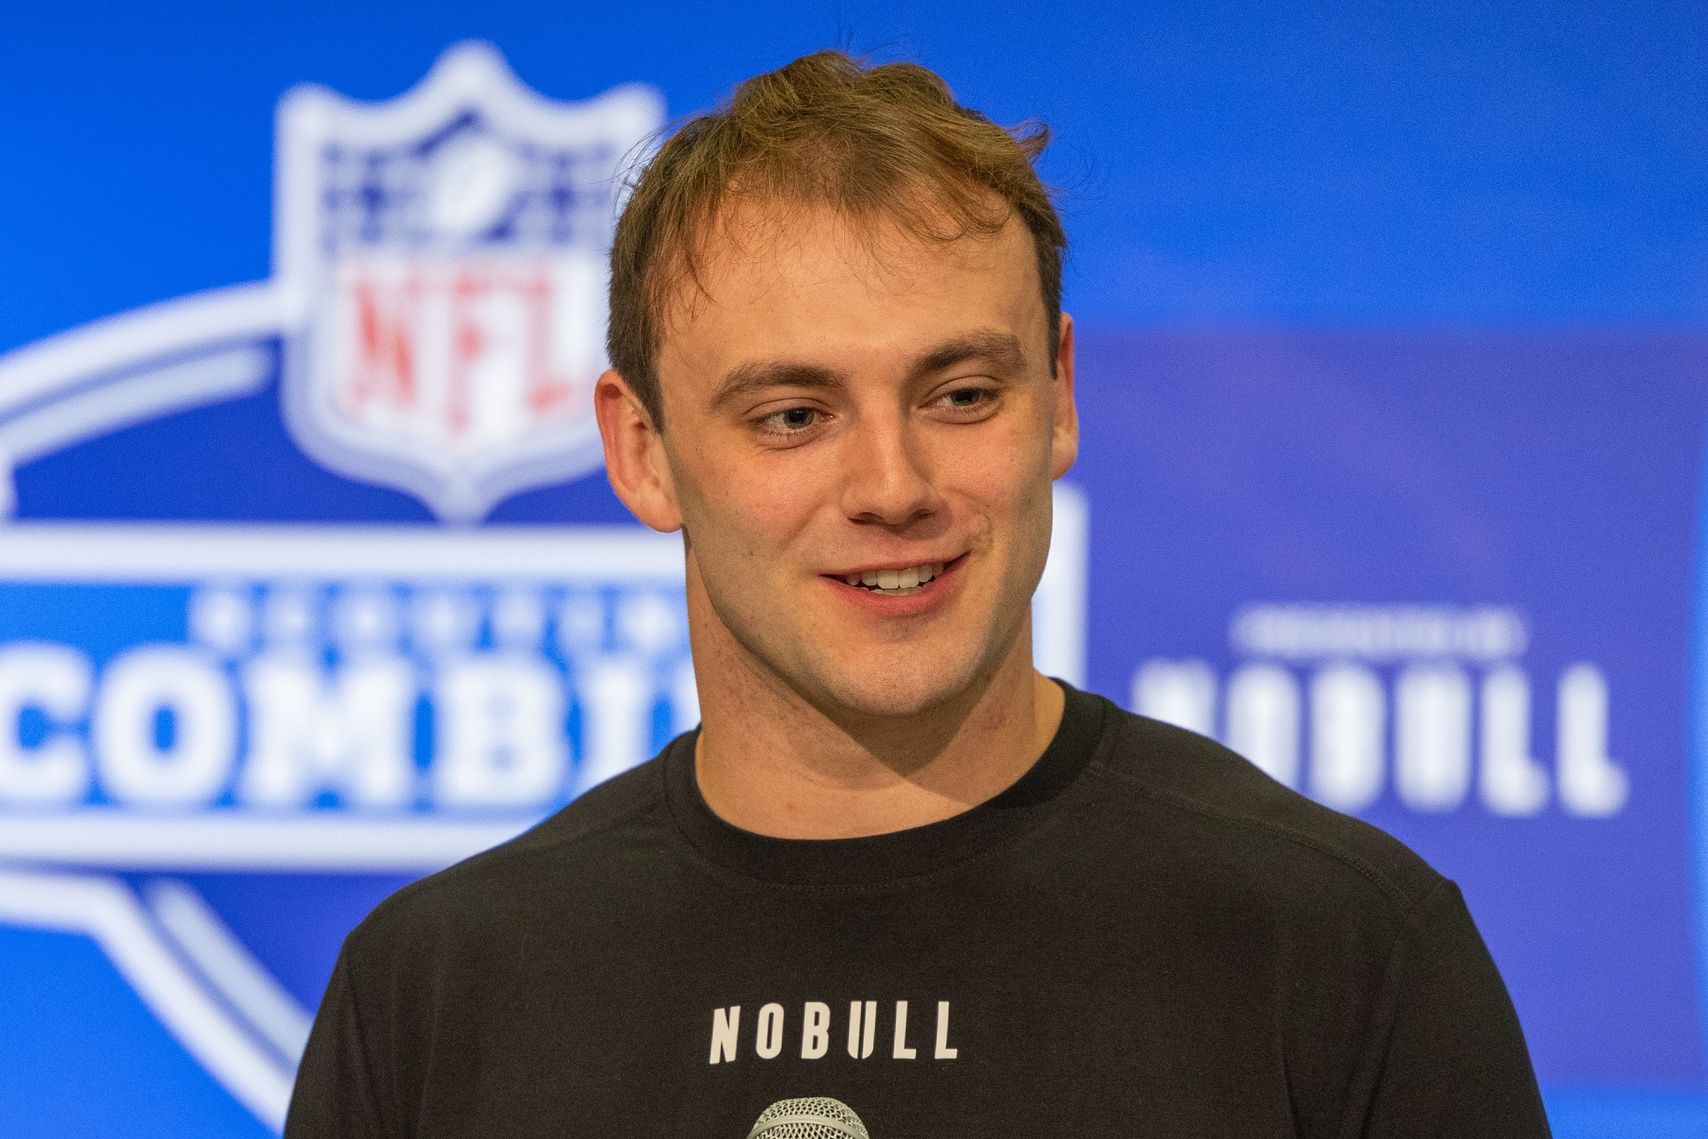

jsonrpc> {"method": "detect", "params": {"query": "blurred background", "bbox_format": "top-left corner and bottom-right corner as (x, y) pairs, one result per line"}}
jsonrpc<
(0, 1), (1703, 1134)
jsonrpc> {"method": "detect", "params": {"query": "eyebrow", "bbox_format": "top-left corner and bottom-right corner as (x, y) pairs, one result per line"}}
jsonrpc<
(911, 329), (1026, 379)
(707, 329), (1028, 413)
(708, 361), (848, 413)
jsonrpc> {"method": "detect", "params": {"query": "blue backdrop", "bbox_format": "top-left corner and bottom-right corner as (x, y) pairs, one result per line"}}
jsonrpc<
(1, 3), (1703, 1135)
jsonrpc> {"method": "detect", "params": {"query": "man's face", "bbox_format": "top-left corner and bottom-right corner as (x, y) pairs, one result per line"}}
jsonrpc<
(614, 201), (1075, 721)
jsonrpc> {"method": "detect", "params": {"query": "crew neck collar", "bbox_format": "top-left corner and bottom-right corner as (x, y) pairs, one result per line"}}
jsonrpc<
(663, 681), (1112, 887)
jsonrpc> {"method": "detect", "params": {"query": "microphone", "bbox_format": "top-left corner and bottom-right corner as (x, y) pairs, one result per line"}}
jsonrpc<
(746, 1096), (871, 1139)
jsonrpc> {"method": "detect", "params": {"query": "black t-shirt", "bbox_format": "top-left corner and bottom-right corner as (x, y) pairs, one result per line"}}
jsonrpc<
(286, 684), (1551, 1136)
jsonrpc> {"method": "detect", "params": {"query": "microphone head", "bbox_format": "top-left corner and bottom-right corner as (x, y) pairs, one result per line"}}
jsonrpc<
(746, 1096), (871, 1139)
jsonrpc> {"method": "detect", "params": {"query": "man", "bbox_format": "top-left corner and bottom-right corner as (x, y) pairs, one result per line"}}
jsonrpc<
(287, 51), (1551, 1136)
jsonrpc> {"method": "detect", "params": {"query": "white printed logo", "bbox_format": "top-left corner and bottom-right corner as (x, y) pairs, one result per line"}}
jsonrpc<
(1131, 603), (1629, 817)
(277, 45), (662, 520)
(0, 44), (667, 1133)
(0, 42), (663, 524)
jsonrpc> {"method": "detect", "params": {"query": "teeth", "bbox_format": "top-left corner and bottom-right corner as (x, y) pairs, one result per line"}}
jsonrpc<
(843, 562), (947, 593)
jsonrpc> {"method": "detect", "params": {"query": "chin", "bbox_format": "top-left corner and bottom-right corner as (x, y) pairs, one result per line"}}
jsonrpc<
(808, 651), (991, 722)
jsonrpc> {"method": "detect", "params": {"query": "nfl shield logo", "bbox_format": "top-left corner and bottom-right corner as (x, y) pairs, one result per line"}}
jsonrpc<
(275, 44), (664, 521)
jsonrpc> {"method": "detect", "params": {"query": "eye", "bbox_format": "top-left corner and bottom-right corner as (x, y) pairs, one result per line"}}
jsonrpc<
(756, 405), (823, 436)
(932, 385), (999, 416)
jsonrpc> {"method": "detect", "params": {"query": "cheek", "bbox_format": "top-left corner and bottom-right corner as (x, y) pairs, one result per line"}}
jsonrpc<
(944, 418), (1052, 506)
(677, 452), (821, 558)
(953, 430), (1057, 576)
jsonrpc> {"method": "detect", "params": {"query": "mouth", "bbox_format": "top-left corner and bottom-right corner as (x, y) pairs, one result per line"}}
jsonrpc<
(823, 554), (966, 597)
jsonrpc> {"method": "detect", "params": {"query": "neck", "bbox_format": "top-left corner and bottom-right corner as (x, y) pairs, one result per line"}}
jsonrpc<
(691, 612), (1065, 841)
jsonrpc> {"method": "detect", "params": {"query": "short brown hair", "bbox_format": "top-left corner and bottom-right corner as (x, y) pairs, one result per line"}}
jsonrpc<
(606, 50), (1067, 428)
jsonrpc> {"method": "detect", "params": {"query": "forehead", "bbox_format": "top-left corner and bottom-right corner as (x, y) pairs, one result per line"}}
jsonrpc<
(653, 199), (1045, 393)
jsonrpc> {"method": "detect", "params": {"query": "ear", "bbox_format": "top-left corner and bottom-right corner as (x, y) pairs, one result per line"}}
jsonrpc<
(594, 369), (683, 533)
(1049, 312), (1079, 480)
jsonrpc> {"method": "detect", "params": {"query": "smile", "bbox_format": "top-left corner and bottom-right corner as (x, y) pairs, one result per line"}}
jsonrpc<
(825, 555), (967, 600)
(840, 562), (945, 596)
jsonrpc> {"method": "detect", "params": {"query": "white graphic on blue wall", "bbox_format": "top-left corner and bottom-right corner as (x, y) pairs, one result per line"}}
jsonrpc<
(0, 44), (1092, 1134)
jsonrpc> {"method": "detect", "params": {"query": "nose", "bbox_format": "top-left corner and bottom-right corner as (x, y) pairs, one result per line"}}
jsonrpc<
(838, 411), (941, 528)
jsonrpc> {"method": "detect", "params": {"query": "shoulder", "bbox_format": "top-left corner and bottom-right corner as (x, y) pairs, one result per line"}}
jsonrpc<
(342, 749), (673, 963)
(1081, 696), (1446, 925)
